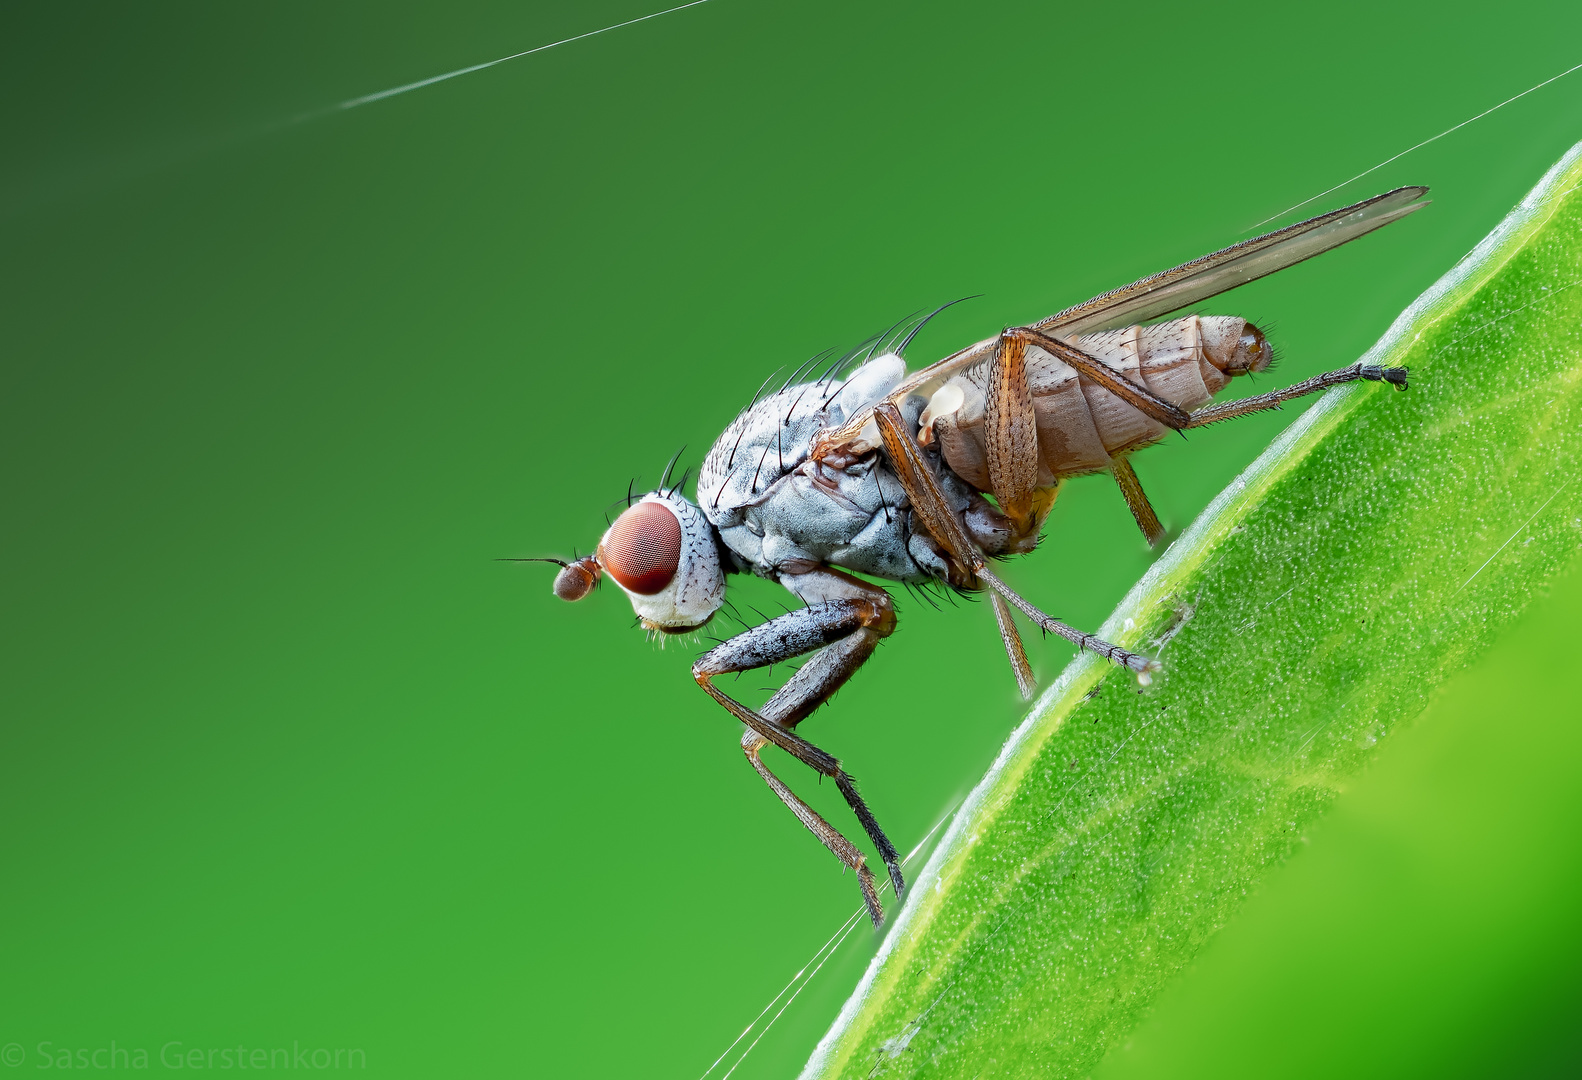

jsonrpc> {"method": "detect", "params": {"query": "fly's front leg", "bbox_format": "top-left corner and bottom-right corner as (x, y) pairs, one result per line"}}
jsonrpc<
(1182, 363), (1408, 427)
(740, 727), (884, 923)
(874, 403), (1157, 676)
(692, 578), (904, 924)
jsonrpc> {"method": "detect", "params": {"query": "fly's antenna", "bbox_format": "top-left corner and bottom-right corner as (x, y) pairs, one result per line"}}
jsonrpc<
(660, 445), (686, 490)
(897, 295), (982, 356)
(499, 555), (601, 601)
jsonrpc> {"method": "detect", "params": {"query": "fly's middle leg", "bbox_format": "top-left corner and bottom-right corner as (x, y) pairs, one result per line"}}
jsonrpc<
(874, 402), (1157, 677)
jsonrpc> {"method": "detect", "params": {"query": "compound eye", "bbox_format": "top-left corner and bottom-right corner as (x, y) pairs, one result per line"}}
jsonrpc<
(602, 502), (683, 595)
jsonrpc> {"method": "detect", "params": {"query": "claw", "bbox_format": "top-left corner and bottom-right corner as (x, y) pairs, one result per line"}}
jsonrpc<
(1360, 364), (1410, 390)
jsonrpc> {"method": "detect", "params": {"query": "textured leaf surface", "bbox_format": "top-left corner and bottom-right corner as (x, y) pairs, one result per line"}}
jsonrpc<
(802, 142), (1582, 1080)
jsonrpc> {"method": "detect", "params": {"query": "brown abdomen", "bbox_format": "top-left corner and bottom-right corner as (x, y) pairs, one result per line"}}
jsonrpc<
(929, 315), (1266, 490)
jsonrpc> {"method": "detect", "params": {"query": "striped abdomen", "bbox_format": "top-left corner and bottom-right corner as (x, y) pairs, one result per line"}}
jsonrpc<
(923, 315), (1271, 491)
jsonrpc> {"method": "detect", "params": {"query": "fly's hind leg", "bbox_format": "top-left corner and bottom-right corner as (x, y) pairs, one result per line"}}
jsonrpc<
(874, 402), (1156, 676)
(997, 326), (1408, 430)
(692, 569), (903, 924)
(991, 325), (1403, 536)
(998, 325), (1407, 432)
(1181, 363), (1408, 427)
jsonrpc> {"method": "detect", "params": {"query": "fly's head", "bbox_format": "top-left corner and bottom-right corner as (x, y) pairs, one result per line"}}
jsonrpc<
(543, 489), (725, 636)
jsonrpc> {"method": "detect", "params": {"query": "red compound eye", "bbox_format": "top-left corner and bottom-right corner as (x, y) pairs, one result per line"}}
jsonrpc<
(602, 502), (682, 595)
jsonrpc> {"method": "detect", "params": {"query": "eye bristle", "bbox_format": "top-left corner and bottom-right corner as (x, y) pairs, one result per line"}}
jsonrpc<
(603, 502), (682, 595)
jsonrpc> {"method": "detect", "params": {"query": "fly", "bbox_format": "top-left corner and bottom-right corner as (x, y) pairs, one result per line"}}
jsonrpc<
(525, 187), (1426, 925)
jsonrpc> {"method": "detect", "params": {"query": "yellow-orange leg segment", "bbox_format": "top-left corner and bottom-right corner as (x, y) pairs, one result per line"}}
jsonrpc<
(985, 330), (1042, 536)
(1111, 455), (1166, 546)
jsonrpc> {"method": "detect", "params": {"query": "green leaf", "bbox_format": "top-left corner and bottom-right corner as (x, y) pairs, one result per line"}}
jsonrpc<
(802, 142), (1582, 1079)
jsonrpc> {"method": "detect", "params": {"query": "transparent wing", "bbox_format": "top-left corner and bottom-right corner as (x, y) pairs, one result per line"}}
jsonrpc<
(1036, 186), (1430, 335)
(810, 187), (1429, 460)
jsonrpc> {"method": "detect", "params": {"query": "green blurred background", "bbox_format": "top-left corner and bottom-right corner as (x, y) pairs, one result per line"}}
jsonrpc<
(3, 1), (1581, 1075)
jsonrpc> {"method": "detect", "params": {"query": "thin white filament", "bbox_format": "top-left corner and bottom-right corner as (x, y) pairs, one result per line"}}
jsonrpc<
(718, 915), (867, 1080)
(1249, 58), (1582, 230)
(696, 803), (961, 1080)
(1455, 478), (1571, 594)
(336, 0), (716, 111)
(694, 911), (865, 1080)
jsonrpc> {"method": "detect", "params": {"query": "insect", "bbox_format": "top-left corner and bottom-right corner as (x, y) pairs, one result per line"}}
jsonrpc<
(528, 187), (1425, 925)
